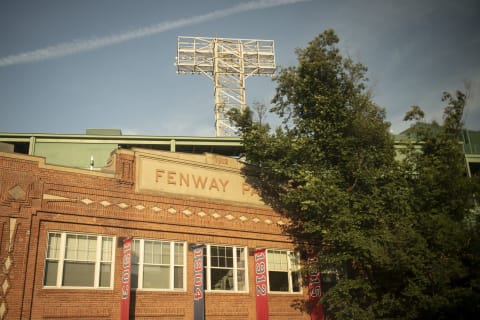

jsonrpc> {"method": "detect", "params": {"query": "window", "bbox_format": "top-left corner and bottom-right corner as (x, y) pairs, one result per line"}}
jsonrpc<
(267, 249), (301, 293)
(43, 232), (114, 288)
(321, 272), (337, 293)
(204, 244), (247, 292)
(131, 239), (185, 290)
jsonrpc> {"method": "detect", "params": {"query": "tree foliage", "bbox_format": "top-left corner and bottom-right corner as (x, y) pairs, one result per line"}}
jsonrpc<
(230, 29), (480, 319)
(399, 91), (480, 319)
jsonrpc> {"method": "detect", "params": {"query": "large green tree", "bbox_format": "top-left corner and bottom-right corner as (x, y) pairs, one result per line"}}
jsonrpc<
(230, 29), (480, 319)
(400, 91), (480, 319)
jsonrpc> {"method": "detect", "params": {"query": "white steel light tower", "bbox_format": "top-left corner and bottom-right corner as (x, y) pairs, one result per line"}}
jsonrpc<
(176, 36), (276, 136)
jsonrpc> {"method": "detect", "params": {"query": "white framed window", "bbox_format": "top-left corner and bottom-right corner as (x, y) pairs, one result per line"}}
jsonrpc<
(203, 244), (248, 292)
(131, 239), (186, 290)
(267, 249), (301, 293)
(43, 232), (115, 288)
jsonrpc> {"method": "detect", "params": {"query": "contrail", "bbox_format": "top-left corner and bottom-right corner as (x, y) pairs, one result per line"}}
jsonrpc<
(0, 0), (308, 67)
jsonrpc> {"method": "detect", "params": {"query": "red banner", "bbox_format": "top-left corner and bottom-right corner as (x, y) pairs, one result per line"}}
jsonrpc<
(120, 238), (132, 320)
(308, 253), (324, 320)
(254, 248), (269, 320)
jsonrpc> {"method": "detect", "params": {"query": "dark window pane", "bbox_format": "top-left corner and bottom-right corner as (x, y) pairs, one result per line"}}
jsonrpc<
(292, 271), (301, 292)
(211, 268), (234, 290)
(203, 267), (207, 290)
(269, 271), (289, 292)
(321, 273), (337, 293)
(131, 264), (139, 289)
(218, 246), (225, 256)
(212, 256), (219, 267)
(226, 256), (233, 268)
(211, 246), (218, 256)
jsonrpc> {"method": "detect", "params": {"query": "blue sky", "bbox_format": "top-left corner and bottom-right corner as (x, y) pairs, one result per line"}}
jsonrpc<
(0, 0), (479, 136)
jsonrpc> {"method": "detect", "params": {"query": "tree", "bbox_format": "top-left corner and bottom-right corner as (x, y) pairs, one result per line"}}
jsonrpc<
(400, 91), (480, 319)
(231, 29), (480, 319)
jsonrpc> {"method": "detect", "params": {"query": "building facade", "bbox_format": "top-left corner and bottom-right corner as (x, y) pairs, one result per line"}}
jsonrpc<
(0, 147), (310, 319)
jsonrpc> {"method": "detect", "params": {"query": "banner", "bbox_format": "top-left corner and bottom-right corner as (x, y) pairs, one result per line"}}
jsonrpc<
(120, 237), (133, 320)
(254, 248), (269, 320)
(193, 245), (205, 320)
(307, 253), (324, 320)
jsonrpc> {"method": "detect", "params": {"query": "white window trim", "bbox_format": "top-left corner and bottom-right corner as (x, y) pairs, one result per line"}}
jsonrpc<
(43, 232), (115, 289)
(266, 249), (302, 294)
(204, 244), (249, 293)
(132, 239), (186, 291)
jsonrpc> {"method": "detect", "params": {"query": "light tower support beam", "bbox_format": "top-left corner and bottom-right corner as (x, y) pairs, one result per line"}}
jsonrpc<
(176, 36), (276, 136)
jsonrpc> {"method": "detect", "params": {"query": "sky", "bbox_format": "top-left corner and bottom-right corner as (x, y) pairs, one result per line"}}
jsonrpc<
(0, 0), (479, 137)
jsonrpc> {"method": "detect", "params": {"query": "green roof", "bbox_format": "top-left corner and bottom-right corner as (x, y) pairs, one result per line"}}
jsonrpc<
(0, 132), (244, 169)
(462, 130), (480, 154)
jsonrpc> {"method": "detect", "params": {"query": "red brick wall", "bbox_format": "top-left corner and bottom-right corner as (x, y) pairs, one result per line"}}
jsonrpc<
(0, 151), (310, 319)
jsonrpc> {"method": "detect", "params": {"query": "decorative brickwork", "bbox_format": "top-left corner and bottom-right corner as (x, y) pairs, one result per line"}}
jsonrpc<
(0, 150), (309, 319)
(0, 218), (18, 319)
(115, 150), (135, 186)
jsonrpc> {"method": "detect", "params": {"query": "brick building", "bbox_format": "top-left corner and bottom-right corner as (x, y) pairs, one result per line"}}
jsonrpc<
(0, 145), (310, 319)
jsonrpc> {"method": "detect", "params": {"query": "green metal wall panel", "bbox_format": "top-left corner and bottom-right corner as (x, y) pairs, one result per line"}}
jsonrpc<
(34, 142), (117, 169)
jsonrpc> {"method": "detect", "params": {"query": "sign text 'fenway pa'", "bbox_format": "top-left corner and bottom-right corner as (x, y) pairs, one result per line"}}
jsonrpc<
(136, 153), (264, 205)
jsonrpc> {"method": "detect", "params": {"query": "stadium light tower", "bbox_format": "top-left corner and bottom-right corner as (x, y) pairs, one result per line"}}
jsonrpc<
(176, 36), (276, 136)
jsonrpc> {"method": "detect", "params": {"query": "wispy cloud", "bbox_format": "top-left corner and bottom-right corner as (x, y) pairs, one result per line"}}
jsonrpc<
(0, 0), (308, 67)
